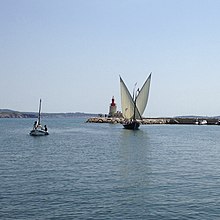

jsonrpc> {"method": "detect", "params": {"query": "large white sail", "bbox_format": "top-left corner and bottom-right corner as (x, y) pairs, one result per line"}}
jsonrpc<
(120, 77), (135, 119)
(120, 74), (151, 120)
(136, 73), (151, 116)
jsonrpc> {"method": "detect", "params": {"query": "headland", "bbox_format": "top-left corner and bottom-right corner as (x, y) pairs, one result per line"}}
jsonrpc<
(0, 109), (96, 118)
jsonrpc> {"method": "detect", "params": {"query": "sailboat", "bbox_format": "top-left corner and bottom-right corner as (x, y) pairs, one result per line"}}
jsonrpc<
(120, 73), (152, 130)
(30, 99), (49, 136)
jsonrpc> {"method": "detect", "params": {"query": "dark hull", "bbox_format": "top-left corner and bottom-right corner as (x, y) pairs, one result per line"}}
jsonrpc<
(123, 121), (140, 130)
(30, 129), (49, 136)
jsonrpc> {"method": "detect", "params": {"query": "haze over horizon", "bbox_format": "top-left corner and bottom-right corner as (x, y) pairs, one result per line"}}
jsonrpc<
(1, 0), (220, 117)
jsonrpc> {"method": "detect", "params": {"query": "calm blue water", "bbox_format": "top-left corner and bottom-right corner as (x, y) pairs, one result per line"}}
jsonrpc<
(0, 118), (220, 219)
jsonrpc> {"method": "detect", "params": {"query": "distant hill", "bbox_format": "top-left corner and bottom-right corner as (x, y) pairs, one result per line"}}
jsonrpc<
(0, 109), (98, 118)
(0, 109), (35, 118)
(0, 109), (17, 113)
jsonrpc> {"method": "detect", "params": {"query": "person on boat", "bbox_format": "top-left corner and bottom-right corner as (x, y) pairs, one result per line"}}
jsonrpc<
(33, 121), (37, 129)
(44, 125), (48, 132)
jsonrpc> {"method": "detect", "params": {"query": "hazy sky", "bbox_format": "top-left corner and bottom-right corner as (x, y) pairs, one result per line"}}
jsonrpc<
(1, 0), (220, 117)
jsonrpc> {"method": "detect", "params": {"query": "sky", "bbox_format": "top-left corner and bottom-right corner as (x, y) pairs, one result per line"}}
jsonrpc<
(1, 0), (220, 117)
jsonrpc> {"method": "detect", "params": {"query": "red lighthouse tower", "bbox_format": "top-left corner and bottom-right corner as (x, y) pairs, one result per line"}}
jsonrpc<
(109, 96), (117, 117)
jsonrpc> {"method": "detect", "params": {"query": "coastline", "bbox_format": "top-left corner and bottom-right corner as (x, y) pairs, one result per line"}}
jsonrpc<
(0, 111), (96, 119)
(1, 110), (220, 125)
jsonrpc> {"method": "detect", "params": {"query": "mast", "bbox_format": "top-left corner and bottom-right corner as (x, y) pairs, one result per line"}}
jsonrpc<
(132, 83), (137, 120)
(133, 89), (142, 120)
(38, 99), (42, 125)
(133, 90), (136, 120)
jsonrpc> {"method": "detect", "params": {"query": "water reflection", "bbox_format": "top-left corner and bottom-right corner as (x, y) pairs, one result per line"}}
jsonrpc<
(118, 128), (152, 188)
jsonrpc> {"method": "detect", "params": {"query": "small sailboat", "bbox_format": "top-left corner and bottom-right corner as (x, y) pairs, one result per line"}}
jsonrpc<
(30, 99), (49, 136)
(120, 73), (152, 130)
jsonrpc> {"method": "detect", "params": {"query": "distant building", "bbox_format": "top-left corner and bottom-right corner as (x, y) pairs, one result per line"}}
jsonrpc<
(108, 96), (117, 117)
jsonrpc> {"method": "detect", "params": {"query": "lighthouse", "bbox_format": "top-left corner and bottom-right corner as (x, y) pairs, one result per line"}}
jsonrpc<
(109, 96), (117, 117)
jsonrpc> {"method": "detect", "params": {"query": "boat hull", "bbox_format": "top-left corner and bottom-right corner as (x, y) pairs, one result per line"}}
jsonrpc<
(30, 129), (49, 136)
(123, 121), (140, 130)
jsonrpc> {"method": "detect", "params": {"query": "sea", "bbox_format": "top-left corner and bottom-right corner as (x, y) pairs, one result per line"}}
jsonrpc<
(0, 117), (220, 220)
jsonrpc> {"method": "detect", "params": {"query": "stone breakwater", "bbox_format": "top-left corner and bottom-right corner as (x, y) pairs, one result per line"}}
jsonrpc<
(86, 117), (176, 124)
(86, 117), (178, 124)
(86, 117), (220, 125)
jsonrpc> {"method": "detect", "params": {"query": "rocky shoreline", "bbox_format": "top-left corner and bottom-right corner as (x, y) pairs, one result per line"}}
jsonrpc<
(86, 117), (220, 125)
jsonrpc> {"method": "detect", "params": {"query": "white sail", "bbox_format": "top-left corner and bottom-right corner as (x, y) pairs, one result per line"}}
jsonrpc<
(136, 73), (151, 116)
(120, 76), (142, 119)
(120, 74), (151, 120)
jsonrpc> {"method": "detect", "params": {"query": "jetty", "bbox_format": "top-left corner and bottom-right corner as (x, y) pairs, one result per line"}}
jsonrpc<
(86, 117), (220, 125)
